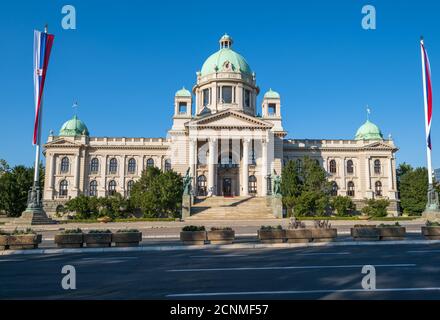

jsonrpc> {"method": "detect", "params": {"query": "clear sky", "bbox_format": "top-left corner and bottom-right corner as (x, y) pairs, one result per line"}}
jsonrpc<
(1, 0), (439, 168)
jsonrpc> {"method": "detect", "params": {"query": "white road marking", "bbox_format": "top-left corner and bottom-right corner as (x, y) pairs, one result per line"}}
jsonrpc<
(80, 256), (139, 260)
(166, 287), (440, 298)
(297, 252), (350, 256)
(190, 254), (248, 258)
(407, 250), (440, 253)
(167, 263), (416, 272)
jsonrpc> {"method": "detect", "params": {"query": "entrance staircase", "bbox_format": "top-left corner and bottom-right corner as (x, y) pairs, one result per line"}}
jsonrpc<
(187, 196), (276, 220)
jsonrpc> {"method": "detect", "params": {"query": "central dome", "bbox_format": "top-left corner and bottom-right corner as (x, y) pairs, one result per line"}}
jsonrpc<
(200, 34), (252, 77)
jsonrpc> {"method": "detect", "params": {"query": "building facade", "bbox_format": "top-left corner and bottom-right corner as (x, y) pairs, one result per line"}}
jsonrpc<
(43, 34), (399, 216)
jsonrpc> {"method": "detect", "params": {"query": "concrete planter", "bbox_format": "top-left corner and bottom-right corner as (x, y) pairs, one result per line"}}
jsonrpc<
(351, 227), (380, 241)
(0, 235), (9, 250)
(311, 228), (338, 242)
(8, 234), (42, 250)
(54, 234), (84, 248)
(285, 229), (312, 243)
(421, 226), (440, 240)
(180, 231), (207, 245)
(84, 233), (112, 247)
(258, 230), (285, 243)
(207, 230), (235, 244)
(112, 232), (142, 247)
(378, 227), (406, 240)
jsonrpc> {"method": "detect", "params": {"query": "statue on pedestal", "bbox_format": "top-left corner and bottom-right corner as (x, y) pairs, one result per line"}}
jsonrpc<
(183, 168), (192, 196)
(272, 170), (282, 197)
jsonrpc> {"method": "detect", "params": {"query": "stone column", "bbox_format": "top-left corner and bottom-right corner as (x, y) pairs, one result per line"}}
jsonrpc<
(340, 157), (346, 194)
(261, 139), (268, 196)
(242, 138), (250, 196)
(74, 154), (80, 191)
(100, 155), (107, 196)
(208, 138), (217, 196)
(49, 154), (55, 189)
(120, 156), (126, 195)
(388, 157), (394, 191)
(365, 156), (372, 199)
(189, 138), (196, 184)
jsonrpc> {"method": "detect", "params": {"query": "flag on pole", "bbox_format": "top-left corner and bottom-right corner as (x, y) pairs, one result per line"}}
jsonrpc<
(421, 40), (433, 150)
(33, 29), (55, 145)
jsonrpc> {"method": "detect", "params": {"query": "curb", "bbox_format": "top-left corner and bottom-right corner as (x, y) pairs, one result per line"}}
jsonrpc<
(2, 239), (440, 256)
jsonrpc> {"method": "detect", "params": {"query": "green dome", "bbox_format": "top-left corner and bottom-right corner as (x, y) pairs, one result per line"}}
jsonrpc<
(355, 120), (383, 140)
(59, 115), (89, 137)
(175, 87), (191, 97)
(264, 88), (280, 99)
(200, 35), (252, 76)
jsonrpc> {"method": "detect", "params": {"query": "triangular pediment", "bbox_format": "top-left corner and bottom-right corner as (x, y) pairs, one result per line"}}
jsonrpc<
(44, 137), (83, 148)
(186, 110), (273, 129)
(361, 141), (397, 151)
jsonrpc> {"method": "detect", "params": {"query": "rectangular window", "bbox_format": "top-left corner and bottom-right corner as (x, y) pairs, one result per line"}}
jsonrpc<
(203, 88), (210, 106)
(178, 102), (187, 114)
(222, 86), (232, 103)
(268, 103), (276, 116)
(244, 89), (251, 108)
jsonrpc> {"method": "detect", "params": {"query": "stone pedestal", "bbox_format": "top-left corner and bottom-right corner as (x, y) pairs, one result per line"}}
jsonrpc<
(422, 186), (440, 220)
(181, 194), (192, 220)
(271, 195), (283, 219)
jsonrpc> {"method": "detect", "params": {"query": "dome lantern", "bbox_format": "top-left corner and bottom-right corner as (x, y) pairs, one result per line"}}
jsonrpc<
(219, 34), (233, 49)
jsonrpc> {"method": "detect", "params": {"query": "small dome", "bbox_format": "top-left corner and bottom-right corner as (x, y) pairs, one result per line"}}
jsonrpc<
(175, 87), (191, 97)
(264, 88), (280, 99)
(355, 120), (383, 140)
(200, 35), (252, 77)
(59, 115), (89, 137)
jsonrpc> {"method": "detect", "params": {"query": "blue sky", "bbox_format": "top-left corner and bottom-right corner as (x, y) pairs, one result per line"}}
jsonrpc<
(1, 0), (439, 168)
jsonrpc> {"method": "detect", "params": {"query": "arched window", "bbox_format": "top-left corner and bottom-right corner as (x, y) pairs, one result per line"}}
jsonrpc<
(60, 157), (69, 173)
(164, 159), (172, 172)
(146, 158), (154, 168)
(109, 158), (118, 174)
(89, 180), (98, 197)
(90, 158), (99, 173)
(374, 160), (381, 174)
(108, 180), (117, 196)
(347, 160), (354, 175)
(128, 158), (136, 174)
(330, 182), (338, 197)
(197, 175), (207, 196)
(59, 180), (68, 196)
(347, 181), (355, 197)
(329, 160), (337, 174)
(375, 181), (382, 197)
(249, 175), (257, 194)
(127, 180), (134, 197)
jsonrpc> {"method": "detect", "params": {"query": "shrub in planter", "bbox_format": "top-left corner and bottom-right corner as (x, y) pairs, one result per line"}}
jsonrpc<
(0, 230), (9, 250)
(54, 228), (84, 248)
(422, 221), (440, 240)
(8, 229), (42, 250)
(84, 229), (112, 247)
(351, 225), (380, 241)
(258, 225), (285, 243)
(378, 223), (406, 241)
(207, 227), (235, 244)
(285, 218), (311, 243)
(310, 220), (338, 242)
(180, 226), (207, 245)
(112, 229), (142, 247)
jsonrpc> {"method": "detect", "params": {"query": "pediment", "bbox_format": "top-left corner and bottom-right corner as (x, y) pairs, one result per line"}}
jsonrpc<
(361, 141), (397, 151)
(44, 137), (83, 148)
(186, 110), (273, 129)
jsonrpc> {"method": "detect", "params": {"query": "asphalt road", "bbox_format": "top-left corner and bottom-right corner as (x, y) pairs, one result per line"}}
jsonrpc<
(1, 243), (440, 300)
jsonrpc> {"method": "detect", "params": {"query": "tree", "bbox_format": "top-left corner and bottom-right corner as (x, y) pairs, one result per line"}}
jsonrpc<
(130, 167), (183, 218)
(0, 159), (10, 174)
(399, 167), (428, 215)
(331, 196), (355, 216)
(361, 198), (390, 217)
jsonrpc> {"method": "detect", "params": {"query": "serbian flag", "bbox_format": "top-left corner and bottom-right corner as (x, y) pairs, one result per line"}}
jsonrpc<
(421, 39), (433, 150)
(33, 30), (54, 145)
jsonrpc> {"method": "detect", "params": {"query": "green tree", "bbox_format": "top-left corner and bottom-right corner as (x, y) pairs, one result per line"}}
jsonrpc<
(399, 167), (428, 215)
(65, 195), (97, 219)
(361, 198), (390, 217)
(331, 196), (355, 216)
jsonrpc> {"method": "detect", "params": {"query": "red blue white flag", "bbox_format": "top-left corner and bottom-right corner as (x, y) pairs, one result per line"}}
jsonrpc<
(33, 30), (54, 145)
(421, 40), (433, 150)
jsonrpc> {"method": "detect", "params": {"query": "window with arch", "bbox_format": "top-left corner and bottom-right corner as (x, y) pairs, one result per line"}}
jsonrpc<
(108, 180), (117, 196)
(60, 157), (69, 173)
(249, 175), (257, 194)
(146, 158), (154, 168)
(330, 181), (338, 197)
(375, 181), (382, 197)
(59, 180), (68, 196)
(164, 159), (171, 172)
(90, 158), (99, 173)
(89, 180), (98, 197)
(197, 175), (207, 196)
(109, 158), (118, 174)
(127, 180), (134, 197)
(374, 160), (381, 174)
(347, 181), (355, 197)
(329, 160), (337, 174)
(347, 160), (354, 175)
(128, 158), (136, 174)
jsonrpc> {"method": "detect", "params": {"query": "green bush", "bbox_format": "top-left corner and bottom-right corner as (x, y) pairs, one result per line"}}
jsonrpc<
(294, 191), (329, 216)
(62, 228), (83, 234)
(378, 222), (400, 228)
(426, 220), (440, 227)
(260, 225), (283, 231)
(116, 229), (140, 233)
(88, 229), (112, 234)
(361, 198), (390, 217)
(331, 196), (355, 216)
(210, 227), (232, 231)
(11, 228), (36, 235)
(182, 225), (205, 232)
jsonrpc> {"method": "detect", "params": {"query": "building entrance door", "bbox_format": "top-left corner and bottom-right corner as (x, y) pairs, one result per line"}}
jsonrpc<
(223, 178), (232, 197)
